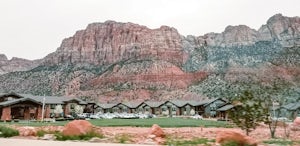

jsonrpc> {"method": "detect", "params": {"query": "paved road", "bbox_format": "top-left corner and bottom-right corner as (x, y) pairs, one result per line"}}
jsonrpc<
(0, 138), (152, 146)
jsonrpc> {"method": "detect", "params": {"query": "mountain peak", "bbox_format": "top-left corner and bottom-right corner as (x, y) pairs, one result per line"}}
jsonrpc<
(0, 54), (8, 61)
(267, 13), (285, 24)
(44, 20), (184, 66)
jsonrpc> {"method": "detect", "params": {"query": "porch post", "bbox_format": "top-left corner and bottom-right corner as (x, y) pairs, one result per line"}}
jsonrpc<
(37, 105), (43, 120)
(24, 107), (30, 120)
(1, 107), (11, 121)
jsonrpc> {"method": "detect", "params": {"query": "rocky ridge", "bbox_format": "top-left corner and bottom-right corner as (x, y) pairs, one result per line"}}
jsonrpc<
(0, 54), (40, 75)
(0, 13), (300, 102)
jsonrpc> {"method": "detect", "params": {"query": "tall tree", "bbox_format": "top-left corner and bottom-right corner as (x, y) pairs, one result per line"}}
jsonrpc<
(229, 90), (269, 135)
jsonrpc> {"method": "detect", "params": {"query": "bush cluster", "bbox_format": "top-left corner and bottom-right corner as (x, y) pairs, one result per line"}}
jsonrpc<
(55, 131), (104, 141)
(0, 126), (19, 137)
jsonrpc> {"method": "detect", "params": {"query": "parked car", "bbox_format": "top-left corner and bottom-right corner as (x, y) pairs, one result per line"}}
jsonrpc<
(89, 114), (101, 119)
(64, 114), (75, 120)
(271, 117), (291, 122)
(191, 114), (203, 120)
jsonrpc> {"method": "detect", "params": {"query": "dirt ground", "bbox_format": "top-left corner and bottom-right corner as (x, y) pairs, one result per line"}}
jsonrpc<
(9, 125), (300, 145)
(100, 125), (300, 144)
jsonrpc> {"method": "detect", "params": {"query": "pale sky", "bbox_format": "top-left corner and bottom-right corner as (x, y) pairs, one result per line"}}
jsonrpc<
(0, 0), (299, 60)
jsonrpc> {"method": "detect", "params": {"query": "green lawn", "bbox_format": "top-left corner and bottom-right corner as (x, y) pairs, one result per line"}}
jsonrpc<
(0, 118), (231, 128)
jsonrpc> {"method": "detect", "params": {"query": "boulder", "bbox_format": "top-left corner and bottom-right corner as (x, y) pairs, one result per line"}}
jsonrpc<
(291, 117), (300, 131)
(62, 120), (93, 136)
(216, 130), (257, 146)
(17, 126), (37, 136)
(293, 117), (300, 126)
(149, 124), (165, 138)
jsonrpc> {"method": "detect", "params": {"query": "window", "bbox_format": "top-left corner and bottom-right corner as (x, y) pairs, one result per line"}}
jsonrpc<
(112, 107), (119, 113)
(172, 107), (177, 111)
(210, 103), (217, 111)
(50, 104), (56, 109)
(70, 104), (75, 109)
(138, 108), (143, 112)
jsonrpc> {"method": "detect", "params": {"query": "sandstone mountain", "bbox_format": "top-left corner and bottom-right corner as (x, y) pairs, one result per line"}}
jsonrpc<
(0, 54), (40, 75)
(0, 14), (299, 103)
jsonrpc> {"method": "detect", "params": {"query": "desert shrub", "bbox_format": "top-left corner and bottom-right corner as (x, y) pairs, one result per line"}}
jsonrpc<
(36, 130), (60, 137)
(114, 134), (131, 143)
(55, 130), (104, 141)
(263, 139), (293, 146)
(221, 140), (241, 146)
(166, 137), (214, 145)
(37, 130), (47, 137)
(0, 126), (19, 137)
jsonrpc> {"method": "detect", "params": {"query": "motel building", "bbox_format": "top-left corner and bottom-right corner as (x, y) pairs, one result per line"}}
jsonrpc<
(0, 93), (86, 121)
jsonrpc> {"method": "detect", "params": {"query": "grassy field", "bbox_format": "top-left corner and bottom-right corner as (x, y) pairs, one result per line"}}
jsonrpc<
(0, 118), (231, 128)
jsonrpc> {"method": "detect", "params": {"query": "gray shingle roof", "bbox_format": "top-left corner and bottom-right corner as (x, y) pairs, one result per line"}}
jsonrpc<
(188, 98), (218, 106)
(168, 100), (189, 107)
(122, 101), (143, 108)
(144, 101), (165, 108)
(0, 97), (41, 106)
(281, 102), (300, 111)
(97, 103), (118, 109)
(217, 104), (234, 111)
(0, 93), (87, 106)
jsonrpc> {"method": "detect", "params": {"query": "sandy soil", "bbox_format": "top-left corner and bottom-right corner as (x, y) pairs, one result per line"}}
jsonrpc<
(100, 126), (300, 144)
(8, 125), (300, 145)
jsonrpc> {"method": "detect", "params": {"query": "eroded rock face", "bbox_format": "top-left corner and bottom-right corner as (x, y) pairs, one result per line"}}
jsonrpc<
(62, 120), (93, 136)
(198, 25), (259, 47)
(215, 130), (257, 146)
(0, 14), (299, 101)
(43, 21), (186, 66)
(263, 14), (300, 47)
(86, 60), (207, 91)
(0, 54), (40, 75)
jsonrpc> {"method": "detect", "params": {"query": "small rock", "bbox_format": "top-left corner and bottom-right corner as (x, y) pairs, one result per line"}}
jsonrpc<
(147, 134), (156, 139)
(42, 134), (55, 140)
(89, 137), (103, 142)
(143, 138), (156, 145)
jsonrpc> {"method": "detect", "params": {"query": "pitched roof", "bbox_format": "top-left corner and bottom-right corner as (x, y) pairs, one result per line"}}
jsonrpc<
(0, 93), (87, 105)
(0, 97), (42, 107)
(203, 98), (226, 107)
(281, 102), (300, 110)
(282, 103), (296, 110)
(0, 92), (23, 99)
(168, 100), (189, 107)
(97, 103), (118, 109)
(122, 101), (143, 108)
(144, 101), (165, 108)
(217, 104), (234, 111)
(188, 98), (223, 106)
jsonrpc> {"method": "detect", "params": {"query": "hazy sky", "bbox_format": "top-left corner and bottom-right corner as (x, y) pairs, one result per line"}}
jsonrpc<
(0, 0), (299, 60)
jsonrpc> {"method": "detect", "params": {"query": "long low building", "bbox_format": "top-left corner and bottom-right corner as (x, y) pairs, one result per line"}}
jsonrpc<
(0, 93), (87, 121)
(96, 98), (228, 117)
(0, 92), (232, 121)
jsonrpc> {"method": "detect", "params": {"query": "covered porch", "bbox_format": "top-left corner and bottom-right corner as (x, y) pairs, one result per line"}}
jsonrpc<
(0, 98), (42, 121)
